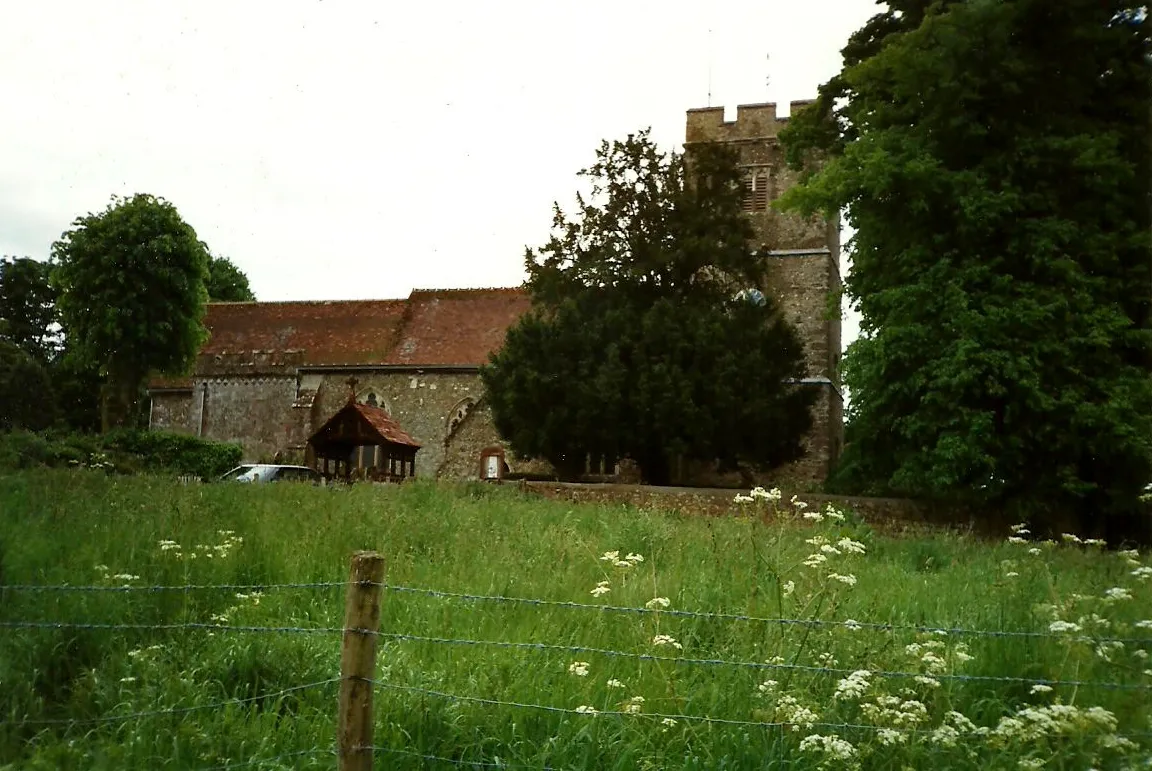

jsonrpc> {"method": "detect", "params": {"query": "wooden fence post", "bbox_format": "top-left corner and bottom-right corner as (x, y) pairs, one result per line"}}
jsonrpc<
(339, 550), (385, 771)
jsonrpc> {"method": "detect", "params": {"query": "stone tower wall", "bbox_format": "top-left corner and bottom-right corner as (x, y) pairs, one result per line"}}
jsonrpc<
(685, 101), (844, 482)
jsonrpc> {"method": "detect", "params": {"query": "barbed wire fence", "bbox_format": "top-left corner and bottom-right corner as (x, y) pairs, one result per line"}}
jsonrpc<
(2, 550), (1151, 769)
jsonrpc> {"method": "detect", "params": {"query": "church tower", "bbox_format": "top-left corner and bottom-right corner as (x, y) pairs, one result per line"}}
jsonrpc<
(685, 101), (844, 482)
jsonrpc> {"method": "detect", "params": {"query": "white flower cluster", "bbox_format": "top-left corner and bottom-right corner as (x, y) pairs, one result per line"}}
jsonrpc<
(774, 695), (819, 729)
(861, 696), (929, 727)
(644, 597), (671, 610)
(989, 703), (1131, 749)
(568, 661), (590, 677)
(834, 670), (871, 701)
(599, 550), (644, 569)
(590, 580), (611, 598)
(800, 533), (866, 588)
(620, 695), (645, 714)
(651, 634), (683, 650)
(734, 486), (783, 504)
(798, 733), (857, 761)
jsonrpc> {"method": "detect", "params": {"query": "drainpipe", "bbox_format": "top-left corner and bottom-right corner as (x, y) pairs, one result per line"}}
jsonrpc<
(198, 383), (208, 437)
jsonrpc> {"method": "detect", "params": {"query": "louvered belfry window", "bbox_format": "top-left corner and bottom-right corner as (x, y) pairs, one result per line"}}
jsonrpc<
(742, 169), (770, 212)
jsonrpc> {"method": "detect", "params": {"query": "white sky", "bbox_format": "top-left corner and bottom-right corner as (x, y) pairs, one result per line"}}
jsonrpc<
(1, 0), (881, 347)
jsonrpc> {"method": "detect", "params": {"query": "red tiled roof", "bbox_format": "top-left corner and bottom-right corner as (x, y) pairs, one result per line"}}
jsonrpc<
(308, 399), (421, 450)
(198, 299), (409, 366)
(351, 402), (421, 447)
(148, 287), (532, 389)
(384, 288), (532, 366)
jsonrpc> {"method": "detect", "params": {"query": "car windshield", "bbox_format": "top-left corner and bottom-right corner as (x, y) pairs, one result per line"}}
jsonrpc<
(220, 466), (262, 481)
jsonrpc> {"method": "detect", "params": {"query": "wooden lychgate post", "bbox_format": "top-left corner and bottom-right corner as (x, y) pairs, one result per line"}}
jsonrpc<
(338, 550), (385, 771)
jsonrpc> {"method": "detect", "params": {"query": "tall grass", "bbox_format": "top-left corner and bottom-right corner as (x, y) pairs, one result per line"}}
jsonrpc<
(0, 470), (1148, 769)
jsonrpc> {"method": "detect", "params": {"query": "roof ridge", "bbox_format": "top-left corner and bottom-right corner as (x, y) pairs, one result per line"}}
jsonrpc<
(408, 286), (525, 296)
(207, 298), (407, 307)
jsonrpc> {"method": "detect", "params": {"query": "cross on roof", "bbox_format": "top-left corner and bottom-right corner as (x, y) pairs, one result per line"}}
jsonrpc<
(346, 376), (359, 403)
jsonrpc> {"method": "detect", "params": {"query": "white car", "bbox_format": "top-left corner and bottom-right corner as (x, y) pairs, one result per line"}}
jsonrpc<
(219, 464), (322, 484)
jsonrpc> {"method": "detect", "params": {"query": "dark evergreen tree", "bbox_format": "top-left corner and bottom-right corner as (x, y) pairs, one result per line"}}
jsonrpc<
(483, 131), (816, 484)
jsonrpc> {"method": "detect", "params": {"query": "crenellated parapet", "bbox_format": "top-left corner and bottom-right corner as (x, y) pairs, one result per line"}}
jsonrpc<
(684, 101), (816, 144)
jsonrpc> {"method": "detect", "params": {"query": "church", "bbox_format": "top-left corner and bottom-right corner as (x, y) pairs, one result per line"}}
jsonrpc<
(148, 102), (844, 487)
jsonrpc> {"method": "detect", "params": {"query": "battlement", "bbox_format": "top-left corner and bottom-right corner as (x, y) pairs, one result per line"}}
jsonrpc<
(685, 100), (816, 144)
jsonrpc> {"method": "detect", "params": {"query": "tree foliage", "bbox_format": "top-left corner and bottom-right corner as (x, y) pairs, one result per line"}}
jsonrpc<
(0, 256), (59, 364)
(0, 340), (57, 431)
(483, 130), (816, 484)
(780, 0), (1152, 532)
(51, 194), (210, 432)
(206, 254), (256, 302)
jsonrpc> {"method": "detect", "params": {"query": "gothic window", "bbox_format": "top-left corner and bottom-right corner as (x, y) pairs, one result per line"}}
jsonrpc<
(365, 392), (378, 408)
(742, 168), (770, 212)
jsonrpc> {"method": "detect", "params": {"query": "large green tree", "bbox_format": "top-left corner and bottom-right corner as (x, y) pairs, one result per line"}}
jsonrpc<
(0, 256), (59, 364)
(483, 130), (816, 484)
(206, 254), (256, 302)
(780, 1), (1152, 533)
(51, 194), (210, 432)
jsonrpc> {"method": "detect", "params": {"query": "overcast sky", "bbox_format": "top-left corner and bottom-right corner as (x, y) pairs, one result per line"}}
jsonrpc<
(2, 0), (881, 343)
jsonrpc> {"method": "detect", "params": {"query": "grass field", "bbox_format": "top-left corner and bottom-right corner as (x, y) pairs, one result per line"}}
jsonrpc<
(1, 469), (1149, 770)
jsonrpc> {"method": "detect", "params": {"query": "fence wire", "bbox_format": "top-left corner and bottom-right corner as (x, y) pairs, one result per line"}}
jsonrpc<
(0, 581), (345, 593)
(2, 620), (1147, 691)
(7, 579), (1149, 646)
(367, 745), (556, 770)
(195, 747), (335, 770)
(2, 678), (339, 728)
(380, 584), (1152, 645)
(365, 679), (1152, 741)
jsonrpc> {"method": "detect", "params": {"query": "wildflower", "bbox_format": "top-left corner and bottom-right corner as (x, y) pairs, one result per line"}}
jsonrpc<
(1005, 571), (1020, 578)
(914, 676), (941, 688)
(734, 494), (754, 503)
(834, 670), (871, 701)
(953, 644), (975, 664)
(660, 717), (677, 727)
(837, 537), (867, 555)
(606, 679), (626, 689)
(1132, 566), (1152, 581)
(1133, 649), (1148, 660)
(652, 634), (683, 650)
(645, 597), (670, 610)
(624, 552), (644, 564)
(801, 511), (825, 522)
(843, 619), (862, 631)
(1007, 537), (1028, 545)
(95, 564), (109, 573)
(158, 540), (181, 551)
(817, 652), (839, 666)
(766, 655), (786, 665)
(119, 676), (137, 683)
(622, 695), (645, 714)
(614, 560), (633, 569)
(798, 733), (856, 760)
(1030, 684), (1053, 695)
(1094, 641), (1125, 661)
(111, 574), (139, 581)
(802, 553), (827, 568)
(820, 544), (842, 555)
(790, 495), (808, 511)
(599, 551), (620, 562)
(1084, 538), (1107, 547)
(775, 695), (819, 729)
(590, 581), (611, 597)
(876, 728), (906, 746)
(1103, 587), (1132, 602)
(1010, 523), (1030, 534)
(568, 661), (590, 677)
(1061, 533), (1083, 544)
(758, 679), (779, 694)
(574, 705), (598, 715)
(782, 580), (795, 596)
(1048, 620), (1081, 633)
(827, 573), (857, 586)
(750, 486), (782, 502)
(1134, 620), (1152, 629)
(1027, 547), (1042, 556)
(127, 649), (143, 658)
(823, 505), (847, 522)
